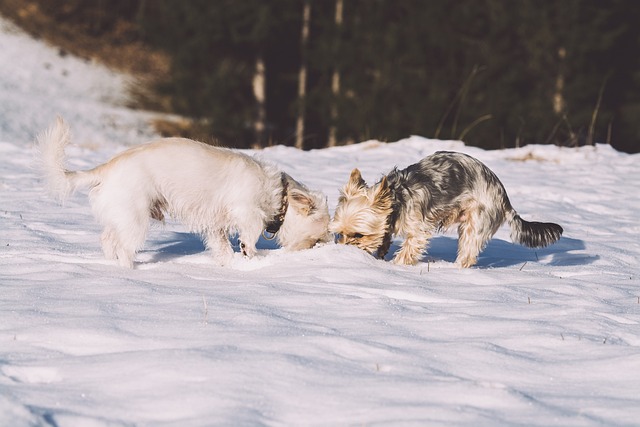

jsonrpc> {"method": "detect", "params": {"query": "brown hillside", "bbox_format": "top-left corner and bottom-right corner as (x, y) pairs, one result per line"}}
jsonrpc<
(0, 0), (170, 111)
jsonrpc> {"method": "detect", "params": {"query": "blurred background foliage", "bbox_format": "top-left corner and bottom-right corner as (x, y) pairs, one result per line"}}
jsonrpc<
(2, 0), (639, 152)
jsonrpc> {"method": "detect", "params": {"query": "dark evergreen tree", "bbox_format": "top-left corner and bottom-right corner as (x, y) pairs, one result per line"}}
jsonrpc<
(23, 0), (640, 152)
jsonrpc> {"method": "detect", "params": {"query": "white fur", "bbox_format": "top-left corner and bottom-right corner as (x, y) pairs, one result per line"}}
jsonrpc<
(37, 118), (330, 268)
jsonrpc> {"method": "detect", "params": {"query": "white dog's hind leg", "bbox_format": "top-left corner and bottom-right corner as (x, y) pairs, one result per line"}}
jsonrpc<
(97, 207), (149, 268)
(114, 222), (148, 268)
(101, 228), (118, 261)
(99, 224), (140, 268)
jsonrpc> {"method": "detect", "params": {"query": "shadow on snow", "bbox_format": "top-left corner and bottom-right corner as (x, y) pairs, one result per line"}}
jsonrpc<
(383, 235), (592, 268)
(142, 231), (592, 269)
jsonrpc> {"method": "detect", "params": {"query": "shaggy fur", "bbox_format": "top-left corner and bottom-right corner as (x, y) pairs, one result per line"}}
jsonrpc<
(37, 117), (331, 268)
(330, 151), (563, 268)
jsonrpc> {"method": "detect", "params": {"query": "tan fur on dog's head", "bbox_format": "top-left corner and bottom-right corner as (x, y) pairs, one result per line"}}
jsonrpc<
(330, 168), (393, 255)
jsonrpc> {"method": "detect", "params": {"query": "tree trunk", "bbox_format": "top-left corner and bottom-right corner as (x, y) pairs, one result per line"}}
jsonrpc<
(253, 55), (266, 148)
(327, 0), (343, 147)
(295, 0), (311, 150)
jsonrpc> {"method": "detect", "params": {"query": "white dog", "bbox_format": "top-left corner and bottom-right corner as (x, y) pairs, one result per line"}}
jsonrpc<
(37, 117), (331, 267)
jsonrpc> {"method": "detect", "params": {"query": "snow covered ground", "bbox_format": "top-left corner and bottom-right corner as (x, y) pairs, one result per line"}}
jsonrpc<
(1, 15), (639, 427)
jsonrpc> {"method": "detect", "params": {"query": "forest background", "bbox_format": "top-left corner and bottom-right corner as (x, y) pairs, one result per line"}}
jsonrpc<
(1, 0), (639, 153)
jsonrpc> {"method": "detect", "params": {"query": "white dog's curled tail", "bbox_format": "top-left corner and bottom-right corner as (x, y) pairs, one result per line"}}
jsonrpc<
(36, 117), (98, 202)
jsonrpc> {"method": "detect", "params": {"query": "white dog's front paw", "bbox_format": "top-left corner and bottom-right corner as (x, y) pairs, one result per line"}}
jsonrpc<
(239, 241), (257, 258)
(210, 246), (234, 267)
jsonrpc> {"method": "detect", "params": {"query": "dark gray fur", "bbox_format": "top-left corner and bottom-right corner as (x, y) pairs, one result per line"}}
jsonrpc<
(381, 151), (563, 262)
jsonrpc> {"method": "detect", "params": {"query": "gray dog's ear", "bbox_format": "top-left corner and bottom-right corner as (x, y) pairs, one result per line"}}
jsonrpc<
(371, 176), (392, 212)
(341, 168), (367, 199)
(289, 188), (317, 216)
(349, 168), (366, 188)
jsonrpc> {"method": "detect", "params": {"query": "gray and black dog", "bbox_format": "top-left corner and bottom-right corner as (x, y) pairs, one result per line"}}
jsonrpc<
(330, 151), (563, 267)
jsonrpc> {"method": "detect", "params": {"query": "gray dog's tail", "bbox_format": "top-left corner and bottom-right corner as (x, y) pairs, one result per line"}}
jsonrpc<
(507, 209), (563, 248)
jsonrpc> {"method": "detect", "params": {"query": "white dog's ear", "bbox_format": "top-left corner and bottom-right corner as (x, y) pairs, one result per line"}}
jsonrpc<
(289, 189), (317, 216)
